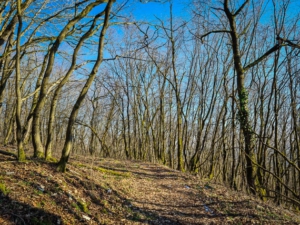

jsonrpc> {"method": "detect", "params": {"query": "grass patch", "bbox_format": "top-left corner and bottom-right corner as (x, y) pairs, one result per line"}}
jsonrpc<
(75, 163), (131, 177)
(78, 201), (89, 213)
(101, 199), (109, 206)
(132, 212), (142, 221)
(71, 202), (81, 211)
(72, 201), (89, 213)
(34, 189), (44, 195)
(0, 182), (10, 196)
(37, 200), (46, 208)
(95, 167), (131, 177)
(77, 163), (86, 168)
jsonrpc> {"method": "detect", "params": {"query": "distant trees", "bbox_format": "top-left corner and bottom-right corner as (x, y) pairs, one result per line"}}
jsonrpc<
(0, 0), (299, 208)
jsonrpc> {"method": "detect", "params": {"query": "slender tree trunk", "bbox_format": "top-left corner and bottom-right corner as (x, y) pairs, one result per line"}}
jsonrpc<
(286, 51), (300, 206)
(22, 53), (48, 145)
(4, 105), (16, 146)
(224, 0), (257, 194)
(45, 17), (99, 160)
(170, 13), (184, 170)
(0, 33), (14, 116)
(32, 0), (103, 158)
(15, 0), (26, 161)
(222, 103), (228, 183)
(57, 0), (114, 172)
(230, 83), (237, 189)
(273, 48), (281, 204)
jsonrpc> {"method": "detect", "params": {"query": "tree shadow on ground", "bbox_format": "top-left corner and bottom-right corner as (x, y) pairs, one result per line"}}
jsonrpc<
(94, 163), (184, 180)
(105, 185), (184, 225)
(1, 156), (297, 225)
(0, 194), (63, 225)
(1, 158), (184, 224)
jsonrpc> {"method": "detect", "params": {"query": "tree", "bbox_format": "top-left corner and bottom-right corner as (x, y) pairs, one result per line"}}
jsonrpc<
(57, 0), (115, 172)
(15, 0), (26, 161)
(197, 0), (286, 196)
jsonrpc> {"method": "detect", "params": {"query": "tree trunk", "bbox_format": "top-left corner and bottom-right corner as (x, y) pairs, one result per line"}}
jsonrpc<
(32, 0), (104, 158)
(224, 0), (257, 194)
(57, 0), (114, 172)
(15, 0), (26, 161)
(45, 16), (99, 161)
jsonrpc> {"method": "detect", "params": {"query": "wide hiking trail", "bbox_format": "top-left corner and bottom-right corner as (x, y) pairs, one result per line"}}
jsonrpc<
(70, 156), (299, 224)
(0, 152), (299, 224)
(97, 159), (212, 224)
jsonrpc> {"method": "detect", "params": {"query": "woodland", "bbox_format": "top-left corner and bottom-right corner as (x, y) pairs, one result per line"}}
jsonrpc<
(0, 0), (300, 212)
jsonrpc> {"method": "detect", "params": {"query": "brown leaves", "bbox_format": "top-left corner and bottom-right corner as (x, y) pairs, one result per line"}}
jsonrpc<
(0, 153), (299, 224)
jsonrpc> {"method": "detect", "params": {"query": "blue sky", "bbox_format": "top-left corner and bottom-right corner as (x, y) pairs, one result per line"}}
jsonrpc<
(130, 0), (190, 21)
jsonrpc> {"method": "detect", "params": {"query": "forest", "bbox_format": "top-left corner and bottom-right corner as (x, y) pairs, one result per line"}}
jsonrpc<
(0, 0), (300, 210)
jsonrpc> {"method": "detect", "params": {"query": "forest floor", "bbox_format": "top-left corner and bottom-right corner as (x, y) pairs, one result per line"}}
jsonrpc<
(0, 146), (300, 225)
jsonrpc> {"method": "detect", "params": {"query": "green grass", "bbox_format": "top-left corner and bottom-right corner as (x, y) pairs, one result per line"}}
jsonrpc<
(77, 163), (86, 168)
(95, 167), (131, 177)
(72, 201), (89, 213)
(0, 182), (10, 196)
(34, 189), (44, 195)
(132, 212), (142, 221)
(101, 199), (109, 206)
(78, 201), (89, 213)
(21, 180), (32, 186)
(37, 200), (46, 208)
(76, 163), (131, 177)
(71, 202), (81, 211)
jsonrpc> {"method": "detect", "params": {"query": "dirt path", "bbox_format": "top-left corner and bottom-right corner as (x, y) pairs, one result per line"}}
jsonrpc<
(95, 160), (202, 224)
(112, 161), (212, 224)
(0, 152), (299, 225)
(79, 158), (299, 224)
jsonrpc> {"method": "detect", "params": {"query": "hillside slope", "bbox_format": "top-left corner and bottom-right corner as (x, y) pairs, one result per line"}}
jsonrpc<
(0, 151), (299, 225)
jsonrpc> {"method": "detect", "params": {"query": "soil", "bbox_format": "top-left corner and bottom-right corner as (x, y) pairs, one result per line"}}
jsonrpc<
(0, 146), (299, 225)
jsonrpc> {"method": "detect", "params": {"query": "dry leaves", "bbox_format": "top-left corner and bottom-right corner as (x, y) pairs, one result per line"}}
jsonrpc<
(0, 152), (299, 225)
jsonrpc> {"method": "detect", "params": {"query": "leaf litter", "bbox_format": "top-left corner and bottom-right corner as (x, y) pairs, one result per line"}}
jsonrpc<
(0, 151), (299, 224)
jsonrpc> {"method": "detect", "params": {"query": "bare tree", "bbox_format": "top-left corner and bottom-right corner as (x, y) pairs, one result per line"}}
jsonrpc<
(57, 0), (115, 172)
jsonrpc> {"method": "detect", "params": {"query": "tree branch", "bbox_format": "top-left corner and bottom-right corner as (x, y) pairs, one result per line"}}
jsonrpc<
(277, 36), (300, 49)
(199, 30), (231, 42)
(244, 44), (281, 71)
(233, 0), (249, 17)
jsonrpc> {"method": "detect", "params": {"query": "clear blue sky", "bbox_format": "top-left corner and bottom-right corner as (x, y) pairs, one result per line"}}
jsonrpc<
(130, 0), (190, 22)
